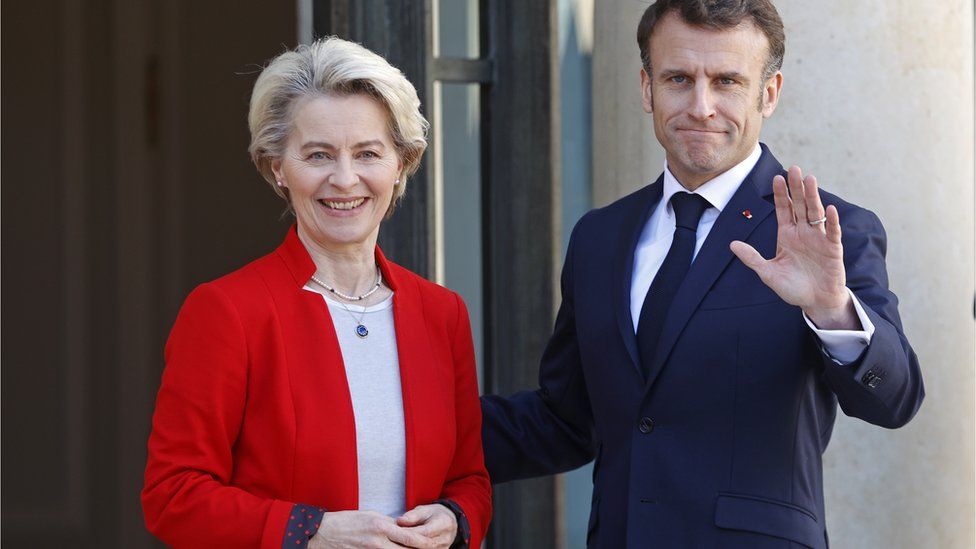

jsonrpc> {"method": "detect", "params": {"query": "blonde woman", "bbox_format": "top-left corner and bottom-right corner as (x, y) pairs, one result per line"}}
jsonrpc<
(142, 37), (491, 549)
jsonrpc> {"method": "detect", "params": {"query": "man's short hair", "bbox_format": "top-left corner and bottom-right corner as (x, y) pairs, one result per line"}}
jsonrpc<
(637, 0), (786, 82)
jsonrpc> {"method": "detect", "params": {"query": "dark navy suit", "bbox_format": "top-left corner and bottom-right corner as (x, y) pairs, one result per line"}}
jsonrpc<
(482, 145), (923, 548)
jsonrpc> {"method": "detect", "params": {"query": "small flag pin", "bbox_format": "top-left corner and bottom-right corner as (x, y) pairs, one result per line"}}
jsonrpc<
(742, 210), (753, 219)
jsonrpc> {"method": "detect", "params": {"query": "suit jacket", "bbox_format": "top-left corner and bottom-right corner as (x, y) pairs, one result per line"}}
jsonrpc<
(143, 226), (491, 548)
(482, 145), (923, 548)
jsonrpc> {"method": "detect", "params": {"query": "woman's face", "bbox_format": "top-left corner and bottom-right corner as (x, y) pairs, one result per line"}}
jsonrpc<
(273, 94), (402, 253)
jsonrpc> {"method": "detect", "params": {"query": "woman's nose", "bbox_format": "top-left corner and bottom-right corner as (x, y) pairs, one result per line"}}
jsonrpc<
(329, 155), (358, 188)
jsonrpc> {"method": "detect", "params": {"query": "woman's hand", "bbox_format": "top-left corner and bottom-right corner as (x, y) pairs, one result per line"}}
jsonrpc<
(309, 510), (436, 548)
(395, 504), (458, 548)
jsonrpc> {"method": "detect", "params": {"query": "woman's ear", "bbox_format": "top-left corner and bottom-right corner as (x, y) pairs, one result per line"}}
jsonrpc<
(271, 158), (285, 187)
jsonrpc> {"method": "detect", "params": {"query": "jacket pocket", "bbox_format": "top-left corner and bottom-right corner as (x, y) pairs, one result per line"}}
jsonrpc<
(699, 284), (782, 310)
(714, 493), (824, 549)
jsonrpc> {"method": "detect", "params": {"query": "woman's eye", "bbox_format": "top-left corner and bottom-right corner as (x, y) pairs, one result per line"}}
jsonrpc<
(308, 151), (327, 161)
(358, 150), (379, 160)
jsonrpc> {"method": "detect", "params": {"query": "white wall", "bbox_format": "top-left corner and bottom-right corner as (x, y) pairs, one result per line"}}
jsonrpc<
(593, 1), (975, 547)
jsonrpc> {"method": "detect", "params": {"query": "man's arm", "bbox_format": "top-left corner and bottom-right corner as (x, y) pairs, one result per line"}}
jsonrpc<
(481, 227), (597, 483)
(817, 206), (923, 428)
(730, 166), (923, 428)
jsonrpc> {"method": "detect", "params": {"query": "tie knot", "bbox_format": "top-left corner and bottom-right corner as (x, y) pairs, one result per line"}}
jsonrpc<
(670, 192), (711, 231)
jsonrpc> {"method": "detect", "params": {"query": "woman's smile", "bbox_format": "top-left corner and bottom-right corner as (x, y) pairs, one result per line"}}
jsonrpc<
(318, 196), (369, 216)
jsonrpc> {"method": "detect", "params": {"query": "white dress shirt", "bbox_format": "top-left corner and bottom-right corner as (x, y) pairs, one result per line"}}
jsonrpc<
(629, 144), (874, 364)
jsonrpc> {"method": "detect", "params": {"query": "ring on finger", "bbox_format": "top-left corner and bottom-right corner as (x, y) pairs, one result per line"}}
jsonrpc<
(807, 216), (827, 226)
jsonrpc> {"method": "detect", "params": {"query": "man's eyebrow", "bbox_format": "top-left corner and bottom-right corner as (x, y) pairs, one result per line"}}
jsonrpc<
(657, 68), (688, 79)
(715, 71), (749, 82)
(655, 69), (751, 82)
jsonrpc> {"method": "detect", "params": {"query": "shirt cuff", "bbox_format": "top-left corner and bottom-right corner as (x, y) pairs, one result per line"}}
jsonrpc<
(283, 503), (326, 548)
(434, 498), (471, 548)
(802, 288), (875, 365)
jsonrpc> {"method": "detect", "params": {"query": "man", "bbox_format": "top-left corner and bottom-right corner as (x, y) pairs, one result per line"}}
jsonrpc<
(481, 1), (924, 547)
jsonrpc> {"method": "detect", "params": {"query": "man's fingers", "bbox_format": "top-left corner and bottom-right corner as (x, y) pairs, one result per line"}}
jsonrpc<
(803, 173), (826, 232)
(787, 165), (808, 224)
(825, 204), (842, 244)
(730, 241), (767, 274)
(771, 176), (794, 227)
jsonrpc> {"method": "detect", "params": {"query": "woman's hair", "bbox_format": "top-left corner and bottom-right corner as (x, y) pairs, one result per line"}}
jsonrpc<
(248, 37), (429, 217)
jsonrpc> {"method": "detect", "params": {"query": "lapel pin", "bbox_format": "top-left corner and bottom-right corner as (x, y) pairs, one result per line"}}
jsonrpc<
(742, 209), (753, 219)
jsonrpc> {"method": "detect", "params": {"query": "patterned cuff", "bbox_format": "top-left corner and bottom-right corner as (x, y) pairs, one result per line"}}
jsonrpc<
(282, 503), (326, 548)
(434, 499), (471, 548)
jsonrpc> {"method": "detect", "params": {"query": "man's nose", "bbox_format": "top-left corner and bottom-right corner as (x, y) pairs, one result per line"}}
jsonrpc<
(688, 83), (717, 120)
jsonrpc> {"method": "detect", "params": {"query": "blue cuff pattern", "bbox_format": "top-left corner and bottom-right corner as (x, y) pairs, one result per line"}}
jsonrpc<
(434, 498), (471, 548)
(282, 503), (326, 548)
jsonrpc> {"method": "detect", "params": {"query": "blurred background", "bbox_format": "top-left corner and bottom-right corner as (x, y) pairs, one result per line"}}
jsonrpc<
(2, 0), (973, 547)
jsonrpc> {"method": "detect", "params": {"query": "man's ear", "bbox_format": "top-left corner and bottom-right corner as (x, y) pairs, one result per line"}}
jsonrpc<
(761, 71), (783, 118)
(640, 67), (653, 114)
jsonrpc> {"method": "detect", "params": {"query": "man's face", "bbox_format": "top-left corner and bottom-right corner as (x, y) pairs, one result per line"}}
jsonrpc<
(641, 12), (782, 190)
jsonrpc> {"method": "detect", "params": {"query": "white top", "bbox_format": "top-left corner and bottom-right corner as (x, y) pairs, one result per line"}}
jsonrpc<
(629, 145), (875, 364)
(304, 284), (406, 517)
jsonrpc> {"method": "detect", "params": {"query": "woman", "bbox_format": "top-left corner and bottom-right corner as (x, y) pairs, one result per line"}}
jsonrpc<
(142, 37), (491, 548)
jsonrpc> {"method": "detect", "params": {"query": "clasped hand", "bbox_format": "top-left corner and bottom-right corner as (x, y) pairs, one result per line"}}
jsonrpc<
(730, 165), (859, 330)
(309, 504), (457, 549)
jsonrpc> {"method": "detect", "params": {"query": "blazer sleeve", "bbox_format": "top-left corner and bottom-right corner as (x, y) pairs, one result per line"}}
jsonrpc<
(820, 206), (924, 428)
(438, 294), (492, 547)
(141, 283), (314, 548)
(480, 223), (597, 484)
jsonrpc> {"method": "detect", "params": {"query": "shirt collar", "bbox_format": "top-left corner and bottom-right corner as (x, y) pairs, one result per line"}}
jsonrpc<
(661, 143), (762, 213)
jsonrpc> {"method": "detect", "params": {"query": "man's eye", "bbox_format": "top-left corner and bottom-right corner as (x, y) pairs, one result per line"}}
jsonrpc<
(308, 151), (327, 161)
(670, 75), (687, 84)
(719, 78), (736, 86)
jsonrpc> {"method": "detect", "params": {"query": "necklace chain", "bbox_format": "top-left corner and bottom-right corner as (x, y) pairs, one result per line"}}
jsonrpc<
(309, 267), (382, 339)
(334, 299), (368, 332)
(309, 267), (382, 301)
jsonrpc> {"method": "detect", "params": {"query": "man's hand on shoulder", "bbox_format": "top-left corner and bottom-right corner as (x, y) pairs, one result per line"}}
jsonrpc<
(730, 165), (861, 331)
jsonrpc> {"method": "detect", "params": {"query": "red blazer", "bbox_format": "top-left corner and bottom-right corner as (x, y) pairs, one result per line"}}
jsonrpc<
(142, 227), (491, 548)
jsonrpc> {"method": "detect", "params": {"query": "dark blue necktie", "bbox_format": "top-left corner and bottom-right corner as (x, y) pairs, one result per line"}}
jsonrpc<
(637, 192), (711, 379)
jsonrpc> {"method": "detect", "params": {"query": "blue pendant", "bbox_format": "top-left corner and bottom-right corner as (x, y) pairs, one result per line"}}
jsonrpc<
(356, 324), (369, 338)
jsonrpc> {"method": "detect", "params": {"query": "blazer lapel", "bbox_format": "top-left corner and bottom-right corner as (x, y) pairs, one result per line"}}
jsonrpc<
(272, 226), (360, 510)
(643, 148), (783, 391)
(614, 180), (663, 377)
(375, 249), (439, 512)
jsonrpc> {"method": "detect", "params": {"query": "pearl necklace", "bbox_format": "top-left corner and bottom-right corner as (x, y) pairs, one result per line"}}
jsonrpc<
(309, 267), (382, 301)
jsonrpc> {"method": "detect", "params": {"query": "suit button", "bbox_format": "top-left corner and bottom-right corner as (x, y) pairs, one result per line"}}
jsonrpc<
(638, 417), (655, 434)
(861, 370), (883, 388)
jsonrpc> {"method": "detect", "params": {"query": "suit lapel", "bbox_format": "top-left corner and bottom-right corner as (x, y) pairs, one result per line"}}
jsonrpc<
(643, 148), (782, 391)
(614, 180), (663, 377)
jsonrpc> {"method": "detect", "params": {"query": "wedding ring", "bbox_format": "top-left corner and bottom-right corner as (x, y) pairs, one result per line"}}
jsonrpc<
(807, 216), (827, 226)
